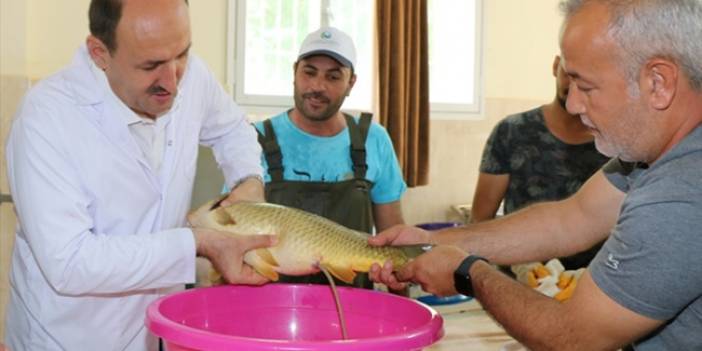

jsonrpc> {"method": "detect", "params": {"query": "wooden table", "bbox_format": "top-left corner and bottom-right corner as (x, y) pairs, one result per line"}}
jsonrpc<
(426, 299), (522, 351)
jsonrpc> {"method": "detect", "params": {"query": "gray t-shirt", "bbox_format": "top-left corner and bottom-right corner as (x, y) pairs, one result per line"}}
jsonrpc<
(591, 125), (702, 350)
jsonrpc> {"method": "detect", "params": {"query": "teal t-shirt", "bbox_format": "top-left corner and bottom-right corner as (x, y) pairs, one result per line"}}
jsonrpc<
(254, 111), (407, 204)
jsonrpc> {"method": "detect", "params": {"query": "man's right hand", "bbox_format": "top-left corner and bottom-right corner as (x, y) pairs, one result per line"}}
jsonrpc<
(367, 224), (432, 291)
(367, 224), (432, 247)
(193, 228), (277, 285)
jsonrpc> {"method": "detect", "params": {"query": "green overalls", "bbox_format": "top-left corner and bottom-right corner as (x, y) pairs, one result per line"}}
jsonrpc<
(257, 112), (375, 289)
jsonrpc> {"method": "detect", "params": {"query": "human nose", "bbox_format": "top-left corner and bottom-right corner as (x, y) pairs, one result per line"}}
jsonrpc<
(308, 75), (326, 92)
(158, 61), (180, 92)
(565, 81), (585, 116)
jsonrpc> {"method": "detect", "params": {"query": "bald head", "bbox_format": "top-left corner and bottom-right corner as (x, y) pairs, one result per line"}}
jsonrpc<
(117, 0), (190, 55)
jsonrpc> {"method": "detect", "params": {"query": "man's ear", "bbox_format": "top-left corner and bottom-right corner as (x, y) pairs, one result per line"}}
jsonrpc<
(86, 35), (110, 71)
(643, 58), (677, 111)
(552, 55), (561, 77)
(346, 74), (357, 96)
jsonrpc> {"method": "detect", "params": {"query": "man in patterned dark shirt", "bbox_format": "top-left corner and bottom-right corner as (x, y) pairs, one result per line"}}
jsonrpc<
(470, 55), (609, 270)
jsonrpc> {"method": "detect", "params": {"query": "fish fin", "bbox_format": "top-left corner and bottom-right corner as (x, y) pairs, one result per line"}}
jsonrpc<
(322, 263), (356, 284)
(212, 207), (236, 226)
(208, 250), (278, 284)
(248, 248), (280, 281)
(208, 269), (224, 285)
(350, 262), (372, 273)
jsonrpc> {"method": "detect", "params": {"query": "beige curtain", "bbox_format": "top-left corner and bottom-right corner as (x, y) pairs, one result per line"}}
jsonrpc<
(376, 0), (430, 187)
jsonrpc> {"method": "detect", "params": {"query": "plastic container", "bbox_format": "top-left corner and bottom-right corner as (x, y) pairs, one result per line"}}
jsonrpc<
(146, 284), (444, 351)
(416, 294), (471, 305)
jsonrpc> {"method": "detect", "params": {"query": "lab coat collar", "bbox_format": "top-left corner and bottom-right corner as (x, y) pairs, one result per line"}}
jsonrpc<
(87, 58), (178, 134)
(88, 59), (143, 126)
(63, 45), (106, 106)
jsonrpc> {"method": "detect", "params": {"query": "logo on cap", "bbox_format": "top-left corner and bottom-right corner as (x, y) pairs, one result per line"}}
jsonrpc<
(298, 26), (357, 70)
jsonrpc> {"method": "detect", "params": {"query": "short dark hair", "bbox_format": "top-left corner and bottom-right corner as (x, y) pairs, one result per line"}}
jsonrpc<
(88, 0), (122, 53)
(88, 0), (189, 54)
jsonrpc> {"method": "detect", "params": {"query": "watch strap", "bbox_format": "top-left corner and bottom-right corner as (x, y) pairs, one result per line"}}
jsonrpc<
(453, 255), (489, 297)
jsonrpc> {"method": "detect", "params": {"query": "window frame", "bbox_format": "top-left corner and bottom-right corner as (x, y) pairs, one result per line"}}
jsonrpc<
(226, 0), (293, 112)
(226, 0), (485, 118)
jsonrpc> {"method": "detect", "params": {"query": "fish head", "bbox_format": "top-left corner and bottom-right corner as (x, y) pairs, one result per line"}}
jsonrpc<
(188, 198), (237, 230)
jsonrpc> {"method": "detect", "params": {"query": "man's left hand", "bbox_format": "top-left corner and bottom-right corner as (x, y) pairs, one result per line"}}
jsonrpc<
(395, 245), (468, 297)
(223, 176), (264, 205)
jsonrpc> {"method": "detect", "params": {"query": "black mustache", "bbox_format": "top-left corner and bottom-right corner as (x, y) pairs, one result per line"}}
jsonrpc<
(147, 86), (170, 95)
(302, 91), (329, 102)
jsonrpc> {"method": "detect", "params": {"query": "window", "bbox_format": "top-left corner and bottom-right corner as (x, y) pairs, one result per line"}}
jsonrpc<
(229, 0), (373, 112)
(228, 0), (482, 116)
(428, 0), (482, 114)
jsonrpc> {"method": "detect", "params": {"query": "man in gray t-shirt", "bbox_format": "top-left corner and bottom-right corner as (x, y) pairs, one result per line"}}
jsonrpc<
(368, 1), (702, 350)
(592, 130), (702, 349)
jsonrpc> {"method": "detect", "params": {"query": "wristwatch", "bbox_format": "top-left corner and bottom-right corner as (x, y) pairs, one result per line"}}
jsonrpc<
(453, 255), (489, 297)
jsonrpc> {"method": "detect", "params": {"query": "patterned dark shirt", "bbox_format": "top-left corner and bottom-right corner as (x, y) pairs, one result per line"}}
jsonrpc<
(480, 107), (610, 269)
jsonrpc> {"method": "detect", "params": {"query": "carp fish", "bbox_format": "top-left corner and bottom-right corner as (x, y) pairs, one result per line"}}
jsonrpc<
(188, 200), (413, 284)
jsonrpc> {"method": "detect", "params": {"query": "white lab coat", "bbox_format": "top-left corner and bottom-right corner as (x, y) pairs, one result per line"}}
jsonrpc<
(4, 46), (262, 350)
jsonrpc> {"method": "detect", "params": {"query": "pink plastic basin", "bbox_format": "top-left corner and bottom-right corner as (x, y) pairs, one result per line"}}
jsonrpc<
(146, 284), (443, 351)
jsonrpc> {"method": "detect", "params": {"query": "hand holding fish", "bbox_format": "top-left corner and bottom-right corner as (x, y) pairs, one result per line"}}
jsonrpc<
(191, 227), (277, 285)
(221, 175), (265, 206)
(368, 224), (433, 247)
(367, 224), (433, 291)
(396, 245), (469, 297)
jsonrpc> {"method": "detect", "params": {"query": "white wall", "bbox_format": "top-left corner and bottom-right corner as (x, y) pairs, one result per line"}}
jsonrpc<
(0, 0), (27, 76)
(20, 0), (230, 81)
(483, 0), (562, 100)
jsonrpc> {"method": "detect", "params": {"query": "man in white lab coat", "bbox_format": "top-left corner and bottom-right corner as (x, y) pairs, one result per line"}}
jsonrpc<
(3, 0), (275, 350)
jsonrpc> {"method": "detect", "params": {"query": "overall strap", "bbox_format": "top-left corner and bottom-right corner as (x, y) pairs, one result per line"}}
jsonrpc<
(345, 112), (372, 179)
(256, 119), (284, 182)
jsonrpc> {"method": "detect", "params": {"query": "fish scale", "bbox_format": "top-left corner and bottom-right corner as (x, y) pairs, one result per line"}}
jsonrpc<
(188, 200), (410, 283)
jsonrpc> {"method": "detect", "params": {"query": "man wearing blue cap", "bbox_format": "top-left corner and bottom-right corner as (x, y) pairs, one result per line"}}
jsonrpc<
(255, 27), (407, 289)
